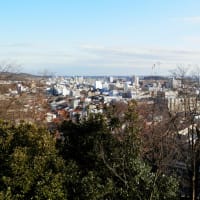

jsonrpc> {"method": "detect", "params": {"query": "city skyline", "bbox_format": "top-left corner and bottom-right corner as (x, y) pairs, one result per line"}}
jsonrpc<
(1, 0), (200, 76)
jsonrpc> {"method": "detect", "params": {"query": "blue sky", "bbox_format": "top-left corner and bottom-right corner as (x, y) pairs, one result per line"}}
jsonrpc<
(1, 0), (200, 76)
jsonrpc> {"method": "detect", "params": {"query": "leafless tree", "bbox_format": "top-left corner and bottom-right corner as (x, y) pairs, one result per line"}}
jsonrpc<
(170, 64), (189, 88)
(191, 64), (200, 87)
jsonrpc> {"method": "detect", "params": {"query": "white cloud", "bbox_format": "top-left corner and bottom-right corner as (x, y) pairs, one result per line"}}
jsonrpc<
(182, 36), (200, 45)
(0, 42), (73, 66)
(1, 42), (200, 76)
(81, 44), (200, 64)
(76, 44), (200, 75)
(182, 16), (200, 23)
(0, 43), (32, 48)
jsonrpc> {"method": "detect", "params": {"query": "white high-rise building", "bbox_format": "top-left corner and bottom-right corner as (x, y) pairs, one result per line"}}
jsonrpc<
(95, 81), (103, 89)
(134, 76), (139, 87)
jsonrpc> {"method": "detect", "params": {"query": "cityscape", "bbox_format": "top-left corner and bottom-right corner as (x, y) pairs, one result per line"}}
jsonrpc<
(0, 72), (196, 124)
(1, 0), (200, 199)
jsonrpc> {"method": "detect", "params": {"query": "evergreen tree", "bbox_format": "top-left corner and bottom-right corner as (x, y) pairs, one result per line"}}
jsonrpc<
(0, 121), (67, 199)
(57, 100), (179, 200)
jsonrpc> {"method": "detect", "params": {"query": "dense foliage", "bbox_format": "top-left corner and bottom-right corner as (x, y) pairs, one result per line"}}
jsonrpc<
(0, 122), (67, 199)
(0, 100), (178, 199)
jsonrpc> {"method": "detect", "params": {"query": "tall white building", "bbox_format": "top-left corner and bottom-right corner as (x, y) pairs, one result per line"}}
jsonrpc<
(132, 75), (139, 88)
(170, 78), (181, 89)
(95, 81), (103, 89)
(134, 76), (139, 87)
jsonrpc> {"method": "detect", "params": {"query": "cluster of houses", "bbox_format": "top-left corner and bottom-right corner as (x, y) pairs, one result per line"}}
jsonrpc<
(44, 76), (138, 123)
(43, 75), (200, 124)
(1, 75), (200, 127)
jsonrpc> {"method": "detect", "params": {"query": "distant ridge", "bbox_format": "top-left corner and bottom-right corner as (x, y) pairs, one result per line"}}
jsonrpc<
(0, 72), (43, 81)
